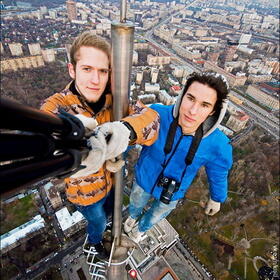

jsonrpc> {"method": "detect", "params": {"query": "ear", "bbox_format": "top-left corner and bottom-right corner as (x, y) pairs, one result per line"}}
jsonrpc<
(209, 110), (215, 116)
(68, 63), (75, 80)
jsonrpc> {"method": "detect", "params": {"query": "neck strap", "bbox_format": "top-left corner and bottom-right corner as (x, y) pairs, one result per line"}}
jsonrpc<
(164, 118), (203, 167)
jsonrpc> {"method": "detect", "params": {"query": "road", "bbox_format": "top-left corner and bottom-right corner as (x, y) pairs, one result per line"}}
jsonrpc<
(140, 0), (202, 72)
(142, 12), (279, 139)
(16, 239), (84, 280)
(229, 92), (279, 139)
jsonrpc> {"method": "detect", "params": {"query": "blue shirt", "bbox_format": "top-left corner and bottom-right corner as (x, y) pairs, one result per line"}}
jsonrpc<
(135, 104), (233, 202)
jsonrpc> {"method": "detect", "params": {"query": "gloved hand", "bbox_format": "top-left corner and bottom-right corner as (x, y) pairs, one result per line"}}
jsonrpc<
(75, 114), (98, 135)
(70, 132), (107, 178)
(205, 198), (220, 216)
(94, 121), (131, 160)
(106, 156), (125, 173)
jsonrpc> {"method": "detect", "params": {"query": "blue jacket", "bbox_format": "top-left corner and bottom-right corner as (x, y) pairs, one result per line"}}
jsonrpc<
(135, 104), (233, 203)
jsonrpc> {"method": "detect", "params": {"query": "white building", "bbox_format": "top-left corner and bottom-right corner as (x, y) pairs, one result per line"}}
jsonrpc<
(55, 207), (85, 237)
(136, 71), (143, 85)
(42, 49), (56, 62)
(159, 90), (175, 105)
(151, 68), (159, 83)
(239, 33), (252, 45)
(145, 83), (160, 92)
(28, 43), (41, 56)
(9, 43), (23, 56)
(138, 93), (156, 104)
(132, 50), (138, 65)
(0, 215), (45, 253)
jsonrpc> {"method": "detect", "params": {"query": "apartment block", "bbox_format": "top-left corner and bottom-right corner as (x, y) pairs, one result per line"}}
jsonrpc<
(147, 55), (170, 66)
(246, 84), (279, 110)
(9, 43), (23, 56)
(204, 61), (247, 87)
(226, 111), (249, 132)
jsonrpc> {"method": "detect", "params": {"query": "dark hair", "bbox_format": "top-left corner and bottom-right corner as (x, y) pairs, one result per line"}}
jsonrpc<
(183, 72), (229, 114)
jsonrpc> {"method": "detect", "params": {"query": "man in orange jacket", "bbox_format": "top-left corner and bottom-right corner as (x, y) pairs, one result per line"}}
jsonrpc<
(41, 31), (159, 259)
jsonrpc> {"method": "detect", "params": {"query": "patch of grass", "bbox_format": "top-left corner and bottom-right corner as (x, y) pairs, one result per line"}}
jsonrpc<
(219, 225), (235, 240)
(1, 194), (38, 234)
(123, 194), (130, 206)
(249, 239), (271, 257)
(230, 254), (259, 280)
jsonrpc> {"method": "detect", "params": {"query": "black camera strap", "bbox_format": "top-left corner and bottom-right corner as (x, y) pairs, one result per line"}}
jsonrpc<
(164, 117), (203, 164)
(163, 119), (204, 181)
(164, 116), (179, 155)
(179, 124), (203, 182)
(151, 118), (204, 195)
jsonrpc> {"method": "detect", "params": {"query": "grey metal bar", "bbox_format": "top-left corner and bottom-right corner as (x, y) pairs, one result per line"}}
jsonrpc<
(120, 0), (127, 22)
(107, 21), (134, 280)
(111, 22), (134, 244)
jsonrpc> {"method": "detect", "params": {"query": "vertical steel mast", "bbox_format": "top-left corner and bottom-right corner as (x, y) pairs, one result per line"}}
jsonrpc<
(107, 0), (134, 278)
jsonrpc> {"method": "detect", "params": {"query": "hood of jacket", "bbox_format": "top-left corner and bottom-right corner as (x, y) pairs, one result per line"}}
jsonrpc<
(172, 88), (228, 138)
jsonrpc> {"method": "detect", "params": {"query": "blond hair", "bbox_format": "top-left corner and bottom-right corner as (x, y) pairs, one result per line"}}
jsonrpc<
(70, 31), (111, 68)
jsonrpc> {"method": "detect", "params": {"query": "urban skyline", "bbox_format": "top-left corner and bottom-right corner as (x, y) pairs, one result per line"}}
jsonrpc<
(0, 0), (279, 280)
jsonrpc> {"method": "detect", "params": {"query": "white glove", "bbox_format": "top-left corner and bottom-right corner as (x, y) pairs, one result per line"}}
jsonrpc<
(106, 156), (125, 173)
(75, 114), (98, 135)
(205, 198), (220, 216)
(70, 132), (107, 178)
(94, 121), (131, 160)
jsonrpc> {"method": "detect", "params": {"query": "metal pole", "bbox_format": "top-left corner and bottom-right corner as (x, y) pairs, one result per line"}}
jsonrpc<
(120, 0), (127, 23)
(111, 22), (134, 246)
(107, 19), (134, 280)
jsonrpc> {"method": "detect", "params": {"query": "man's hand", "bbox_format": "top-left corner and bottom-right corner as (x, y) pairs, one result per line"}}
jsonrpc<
(70, 132), (107, 178)
(94, 121), (131, 160)
(75, 114), (98, 135)
(205, 198), (220, 216)
(70, 121), (130, 178)
(106, 156), (125, 173)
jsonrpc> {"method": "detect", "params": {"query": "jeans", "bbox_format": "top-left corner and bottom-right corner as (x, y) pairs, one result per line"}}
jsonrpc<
(129, 182), (178, 232)
(76, 190), (114, 244)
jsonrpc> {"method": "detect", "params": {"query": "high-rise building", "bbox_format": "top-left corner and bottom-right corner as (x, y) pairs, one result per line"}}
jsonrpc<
(49, 10), (57, 19)
(9, 43), (23, 56)
(134, 11), (143, 23)
(151, 68), (159, 83)
(136, 71), (143, 85)
(42, 49), (56, 63)
(40, 6), (48, 15)
(0, 42), (4, 54)
(224, 45), (237, 62)
(208, 51), (220, 63)
(267, 43), (277, 54)
(239, 33), (252, 45)
(132, 50), (138, 65)
(28, 43), (41, 56)
(265, 59), (279, 74)
(66, 0), (77, 21)
(226, 111), (249, 132)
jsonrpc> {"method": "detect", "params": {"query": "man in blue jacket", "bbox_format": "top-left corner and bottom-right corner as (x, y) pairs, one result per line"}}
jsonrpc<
(124, 71), (233, 241)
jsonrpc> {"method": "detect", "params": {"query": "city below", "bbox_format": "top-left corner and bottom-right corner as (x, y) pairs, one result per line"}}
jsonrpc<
(0, 0), (279, 280)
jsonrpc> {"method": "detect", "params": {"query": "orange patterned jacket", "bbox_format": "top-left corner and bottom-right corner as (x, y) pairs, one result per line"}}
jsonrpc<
(41, 81), (160, 206)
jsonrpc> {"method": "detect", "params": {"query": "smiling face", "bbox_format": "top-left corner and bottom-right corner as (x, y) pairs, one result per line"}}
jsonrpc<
(68, 46), (110, 103)
(178, 81), (217, 134)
